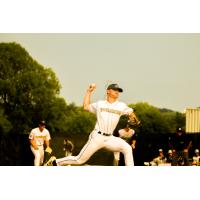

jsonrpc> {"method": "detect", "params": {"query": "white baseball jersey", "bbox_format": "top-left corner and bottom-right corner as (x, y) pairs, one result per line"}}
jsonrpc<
(29, 128), (51, 146)
(89, 100), (133, 134)
(193, 156), (200, 163)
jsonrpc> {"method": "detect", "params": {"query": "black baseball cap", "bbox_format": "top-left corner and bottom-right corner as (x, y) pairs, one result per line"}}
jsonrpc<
(107, 84), (123, 92)
(39, 120), (46, 125)
(177, 127), (183, 132)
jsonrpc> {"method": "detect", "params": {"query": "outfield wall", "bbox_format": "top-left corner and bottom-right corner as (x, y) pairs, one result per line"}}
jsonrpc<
(186, 108), (200, 133)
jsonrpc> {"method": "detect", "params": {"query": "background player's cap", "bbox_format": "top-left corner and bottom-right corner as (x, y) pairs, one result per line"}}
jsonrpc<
(195, 149), (199, 153)
(39, 120), (46, 125)
(168, 149), (172, 154)
(177, 127), (183, 132)
(159, 149), (163, 152)
(107, 84), (123, 92)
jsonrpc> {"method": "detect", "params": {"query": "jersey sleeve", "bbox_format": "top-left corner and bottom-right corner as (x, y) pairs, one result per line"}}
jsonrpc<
(29, 129), (35, 140)
(89, 102), (98, 113)
(122, 104), (133, 115)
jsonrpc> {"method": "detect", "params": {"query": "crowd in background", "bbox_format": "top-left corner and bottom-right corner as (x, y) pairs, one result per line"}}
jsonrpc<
(144, 148), (200, 166)
(143, 128), (200, 166)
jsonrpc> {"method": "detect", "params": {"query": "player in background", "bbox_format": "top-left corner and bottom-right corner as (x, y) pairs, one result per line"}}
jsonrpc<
(166, 149), (174, 165)
(150, 149), (167, 166)
(29, 120), (52, 166)
(169, 128), (192, 166)
(192, 149), (200, 166)
(50, 83), (140, 166)
(63, 138), (74, 157)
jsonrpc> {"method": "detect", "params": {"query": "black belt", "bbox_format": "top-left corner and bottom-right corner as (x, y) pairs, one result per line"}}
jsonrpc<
(97, 131), (112, 136)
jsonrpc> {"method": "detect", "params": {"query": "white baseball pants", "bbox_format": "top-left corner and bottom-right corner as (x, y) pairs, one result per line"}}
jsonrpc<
(56, 131), (134, 166)
(30, 145), (44, 166)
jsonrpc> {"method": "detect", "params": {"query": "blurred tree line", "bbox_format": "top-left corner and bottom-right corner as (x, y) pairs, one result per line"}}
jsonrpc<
(0, 42), (185, 139)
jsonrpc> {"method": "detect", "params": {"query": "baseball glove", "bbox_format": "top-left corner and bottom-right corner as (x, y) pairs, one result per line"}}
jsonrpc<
(128, 113), (141, 126)
(45, 147), (52, 154)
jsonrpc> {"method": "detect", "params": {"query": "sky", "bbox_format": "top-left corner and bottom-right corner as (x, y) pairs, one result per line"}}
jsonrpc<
(1, 33), (200, 112)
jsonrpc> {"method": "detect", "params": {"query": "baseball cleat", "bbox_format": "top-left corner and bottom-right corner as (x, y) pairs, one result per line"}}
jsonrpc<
(44, 156), (57, 166)
(144, 162), (150, 166)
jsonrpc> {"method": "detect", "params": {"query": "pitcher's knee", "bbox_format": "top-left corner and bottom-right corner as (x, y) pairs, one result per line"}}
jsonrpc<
(75, 156), (87, 165)
(76, 159), (86, 165)
(121, 146), (132, 160)
(123, 145), (132, 154)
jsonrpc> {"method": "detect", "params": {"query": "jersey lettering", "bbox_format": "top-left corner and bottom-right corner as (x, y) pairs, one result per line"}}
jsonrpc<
(100, 108), (122, 115)
(35, 136), (46, 139)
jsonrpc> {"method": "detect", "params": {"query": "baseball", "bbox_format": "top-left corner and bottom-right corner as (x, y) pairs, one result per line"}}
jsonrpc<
(90, 83), (96, 88)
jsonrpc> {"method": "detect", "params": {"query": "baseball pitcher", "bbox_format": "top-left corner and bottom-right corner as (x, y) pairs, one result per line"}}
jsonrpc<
(50, 83), (140, 166)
